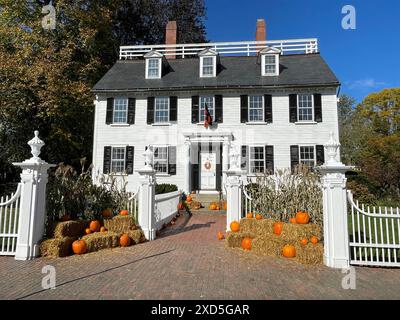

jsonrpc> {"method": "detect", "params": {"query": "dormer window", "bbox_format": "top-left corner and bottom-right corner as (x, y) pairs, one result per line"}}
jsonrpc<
(260, 47), (281, 76)
(144, 50), (163, 79)
(198, 48), (218, 78)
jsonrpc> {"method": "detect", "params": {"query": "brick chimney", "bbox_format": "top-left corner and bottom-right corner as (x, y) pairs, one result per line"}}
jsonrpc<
(165, 21), (177, 59)
(255, 19), (266, 41)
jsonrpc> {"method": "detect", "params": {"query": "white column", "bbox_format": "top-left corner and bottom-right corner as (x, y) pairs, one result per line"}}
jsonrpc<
(183, 138), (191, 194)
(137, 148), (156, 241)
(318, 132), (353, 269)
(222, 137), (229, 196)
(13, 131), (55, 260)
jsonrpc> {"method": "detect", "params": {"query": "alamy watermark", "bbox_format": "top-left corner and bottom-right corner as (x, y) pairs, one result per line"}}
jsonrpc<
(342, 5), (356, 30)
(42, 1), (56, 30)
(341, 266), (356, 290)
(41, 265), (56, 290)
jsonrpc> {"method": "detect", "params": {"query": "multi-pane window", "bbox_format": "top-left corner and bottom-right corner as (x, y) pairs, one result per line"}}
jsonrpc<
(298, 94), (313, 121)
(249, 146), (265, 173)
(249, 96), (264, 122)
(111, 147), (125, 173)
(199, 96), (214, 122)
(299, 146), (315, 167)
(264, 55), (276, 75)
(155, 97), (169, 123)
(147, 58), (160, 78)
(202, 57), (214, 76)
(153, 146), (168, 173)
(113, 98), (128, 123)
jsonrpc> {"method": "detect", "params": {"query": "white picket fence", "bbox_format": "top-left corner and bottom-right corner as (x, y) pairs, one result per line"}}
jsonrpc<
(126, 187), (139, 223)
(0, 184), (22, 255)
(347, 191), (400, 267)
(242, 186), (253, 218)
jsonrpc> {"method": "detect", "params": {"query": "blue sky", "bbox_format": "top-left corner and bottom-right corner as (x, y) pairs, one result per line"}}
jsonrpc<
(204, 0), (400, 102)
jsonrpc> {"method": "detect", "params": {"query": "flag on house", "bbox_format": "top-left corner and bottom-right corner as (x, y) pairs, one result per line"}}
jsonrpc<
(204, 104), (213, 128)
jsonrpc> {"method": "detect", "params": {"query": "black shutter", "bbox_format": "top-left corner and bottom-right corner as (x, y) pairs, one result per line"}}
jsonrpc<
(127, 98), (135, 124)
(215, 95), (223, 123)
(240, 95), (248, 123)
(125, 146), (134, 174)
(169, 96), (177, 122)
(168, 146), (177, 175)
(216, 143), (222, 190)
(191, 143), (199, 191)
(106, 98), (114, 124)
(316, 145), (325, 166)
(191, 96), (199, 123)
(103, 146), (112, 174)
(290, 145), (299, 171)
(265, 145), (274, 174)
(289, 94), (298, 123)
(147, 97), (155, 124)
(314, 94), (322, 122)
(241, 145), (249, 172)
(264, 94), (273, 123)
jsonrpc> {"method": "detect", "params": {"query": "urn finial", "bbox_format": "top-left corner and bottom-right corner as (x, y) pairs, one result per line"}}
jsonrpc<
(28, 131), (45, 161)
(324, 131), (341, 166)
(143, 147), (154, 169)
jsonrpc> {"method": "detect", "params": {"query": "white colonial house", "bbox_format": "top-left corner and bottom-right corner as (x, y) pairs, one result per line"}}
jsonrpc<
(91, 20), (340, 194)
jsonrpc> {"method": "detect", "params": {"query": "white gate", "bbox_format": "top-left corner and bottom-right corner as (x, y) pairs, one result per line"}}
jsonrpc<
(0, 184), (22, 255)
(348, 191), (400, 267)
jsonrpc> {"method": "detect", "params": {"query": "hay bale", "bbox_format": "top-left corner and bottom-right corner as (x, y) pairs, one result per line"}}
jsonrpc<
(124, 229), (146, 245)
(252, 234), (297, 257)
(295, 243), (324, 265)
(280, 223), (322, 242)
(47, 220), (88, 239)
(239, 218), (276, 236)
(82, 232), (120, 252)
(103, 215), (137, 233)
(40, 237), (75, 257)
(226, 231), (256, 248)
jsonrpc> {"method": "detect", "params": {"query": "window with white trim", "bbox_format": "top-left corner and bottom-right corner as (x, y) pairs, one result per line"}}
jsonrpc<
(111, 147), (126, 173)
(299, 146), (315, 167)
(264, 55), (276, 75)
(152, 146), (168, 173)
(199, 96), (214, 122)
(147, 58), (160, 78)
(202, 57), (214, 76)
(298, 94), (313, 121)
(113, 98), (128, 123)
(249, 146), (265, 173)
(154, 97), (169, 123)
(248, 95), (264, 122)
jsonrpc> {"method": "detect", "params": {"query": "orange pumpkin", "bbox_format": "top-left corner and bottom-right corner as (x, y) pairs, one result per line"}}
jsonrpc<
(217, 231), (224, 240)
(102, 208), (113, 218)
(120, 209), (129, 216)
(230, 221), (240, 232)
(120, 234), (131, 247)
(178, 203), (184, 210)
(282, 245), (296, 258)
(273, 222), (284, 236)
(295, 211), (310, 224)
(246, 212), (254, 219)
(241, 237), (252, 250)
(100, 226), (107, 232)
(311, 236), (319, 244)
(72, 240), (87, 255)
(300, 238), (308, 245)
(289, 217), (297, 224)
(255, 213), (263, 220)
(215, 206), (220, 210)
(89, 220), (101, 232)
(186, 195), (192, 203)
(209, 203), (217, 210)
(85, 228), (92, 235)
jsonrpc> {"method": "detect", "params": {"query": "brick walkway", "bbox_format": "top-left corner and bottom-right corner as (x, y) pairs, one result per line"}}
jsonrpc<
(1, 214), (400, 300)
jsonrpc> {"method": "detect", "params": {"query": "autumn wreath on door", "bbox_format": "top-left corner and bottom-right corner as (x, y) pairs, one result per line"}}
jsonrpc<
(204, 160), (211, 170)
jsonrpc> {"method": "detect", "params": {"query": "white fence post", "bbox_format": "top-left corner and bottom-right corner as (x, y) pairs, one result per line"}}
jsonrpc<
(13, 131), (55, 260)
(224, 144), (244, 231)
(136, 147), (156, 241)
(318, 132), (353, 269)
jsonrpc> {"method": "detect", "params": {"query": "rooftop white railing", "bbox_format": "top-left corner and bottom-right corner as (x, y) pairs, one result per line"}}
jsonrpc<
(119, 38), (318, 60)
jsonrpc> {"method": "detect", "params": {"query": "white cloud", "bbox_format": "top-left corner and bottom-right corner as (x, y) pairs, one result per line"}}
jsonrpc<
(346, 78), (387, 90)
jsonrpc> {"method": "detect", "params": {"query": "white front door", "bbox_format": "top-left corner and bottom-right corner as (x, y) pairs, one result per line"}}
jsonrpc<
(200, 152), (216, 190)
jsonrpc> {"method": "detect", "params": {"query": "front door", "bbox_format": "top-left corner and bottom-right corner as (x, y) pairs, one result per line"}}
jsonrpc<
(200, 152), (216, 190)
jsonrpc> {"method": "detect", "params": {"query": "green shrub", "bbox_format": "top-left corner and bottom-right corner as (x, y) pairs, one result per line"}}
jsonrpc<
(155, 183), (178, 195)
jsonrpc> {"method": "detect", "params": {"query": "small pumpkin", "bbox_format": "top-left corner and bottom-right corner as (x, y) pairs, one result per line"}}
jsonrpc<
(85, 228), (92, 235)
(295, 211), (310, 224)
(241, 237), (252, 250)
(72, 240), (87, 255)
(289, 217), (297, 224)
(60, 214), (71, 222)
(100, 226), (107, 232)
(209, 203), (217, 210)
(273, 222), (284, 236)
(215, 206), (220, 211)
(120, 209), (129, 216)
(217, 231), (224, 240)
(120, 234), (131, 247)
(300, 238), (308, 245)
(89, 220), (101, 233)
(230, 221), (240, 232)
(255, 213), (263, 220)
(186, 195), (192, 203)
(178, 203), (184, 210)
(311, 236), (319, 244)
(102, 208), (113, 218)
(282, 245), (296, 258)
(246, 212), (254, 219)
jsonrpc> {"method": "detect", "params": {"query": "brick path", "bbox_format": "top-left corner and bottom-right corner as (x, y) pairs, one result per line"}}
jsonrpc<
(1, 214), (400, 300)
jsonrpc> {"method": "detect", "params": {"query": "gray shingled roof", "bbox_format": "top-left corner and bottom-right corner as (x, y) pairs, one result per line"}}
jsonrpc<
(92, 53), (339, 93)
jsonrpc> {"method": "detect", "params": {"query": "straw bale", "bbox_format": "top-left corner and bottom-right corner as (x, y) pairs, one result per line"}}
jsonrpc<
(47, 220), (88, 239)
(103, 215), (137, 233)
(226, 231), (256, 248)
(40, 237), (75, 257)
(82, 232), (120, 252)
(295, 243), (324, 265)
